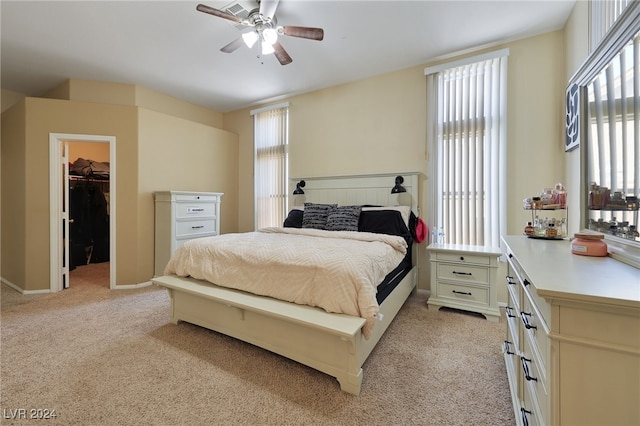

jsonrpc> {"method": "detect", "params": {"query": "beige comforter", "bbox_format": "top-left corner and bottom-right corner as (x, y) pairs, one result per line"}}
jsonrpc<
(164, 227), (408, 338)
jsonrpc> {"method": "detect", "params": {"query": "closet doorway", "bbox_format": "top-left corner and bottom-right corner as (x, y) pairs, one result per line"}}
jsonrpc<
(49, 133), (116, 292)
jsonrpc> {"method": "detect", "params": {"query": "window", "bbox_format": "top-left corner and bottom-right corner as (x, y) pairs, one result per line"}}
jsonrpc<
(252, 103), (289, 229)
(425, 50), (508, 248)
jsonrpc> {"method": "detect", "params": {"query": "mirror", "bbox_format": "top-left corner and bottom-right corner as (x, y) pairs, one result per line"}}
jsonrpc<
(569, 2), (640, 256)
(585, 29), (639, 242)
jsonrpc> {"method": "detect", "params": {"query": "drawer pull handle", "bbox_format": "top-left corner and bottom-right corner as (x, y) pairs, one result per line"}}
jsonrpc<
(523, 278), (531, 287)
(506, 275), (516, 285)
(520, 357), (538, 381)
(452, 290), (472, 296)
(191, 225), (205, 229)
(520, 312), (537, 330)
(452, 271), (472, 276)
(190, 208), (205, 212)
(503, 340), (515, 355)
(520, 408), (532, 426)
(505, 307), (516, 318)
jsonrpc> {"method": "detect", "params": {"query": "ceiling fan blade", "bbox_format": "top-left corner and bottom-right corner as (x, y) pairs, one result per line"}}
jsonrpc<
(220, 37), (244, 53)
(259, 0), (280, 20)
(196, 3), (243, 24)
(272, 41), (292, 65)
(281, 26), (324, 41)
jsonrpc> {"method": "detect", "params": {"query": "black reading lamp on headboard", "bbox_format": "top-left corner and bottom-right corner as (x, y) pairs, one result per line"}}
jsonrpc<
(293, 180), (306, 195)
(391, 176), (407, 194)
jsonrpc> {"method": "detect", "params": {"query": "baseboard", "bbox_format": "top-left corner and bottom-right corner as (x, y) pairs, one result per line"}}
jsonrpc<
(112, 281), (153, 290)
(1, 277), (52, 294)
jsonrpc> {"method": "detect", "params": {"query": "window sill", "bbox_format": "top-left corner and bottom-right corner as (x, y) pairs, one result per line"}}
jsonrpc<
(603, 234), (640, 269)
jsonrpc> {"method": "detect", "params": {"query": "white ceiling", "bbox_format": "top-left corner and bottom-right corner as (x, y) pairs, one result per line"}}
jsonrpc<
(1, 0), (576, 113)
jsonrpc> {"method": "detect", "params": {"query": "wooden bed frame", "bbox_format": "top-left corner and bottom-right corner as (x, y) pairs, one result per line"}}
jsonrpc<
(152, 172), (420, 395)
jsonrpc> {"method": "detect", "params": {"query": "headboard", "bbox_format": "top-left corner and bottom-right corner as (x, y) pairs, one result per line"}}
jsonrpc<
(289, 172), (420, 214)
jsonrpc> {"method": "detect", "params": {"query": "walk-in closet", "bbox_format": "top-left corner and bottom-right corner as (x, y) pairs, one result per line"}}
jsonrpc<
(66, 141), (111, 288)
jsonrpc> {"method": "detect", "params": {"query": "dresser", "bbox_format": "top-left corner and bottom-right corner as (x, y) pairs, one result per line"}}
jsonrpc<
(427, 243), (502, 322)
(154, 191), (222, 277)
(502, 235), (640, 426)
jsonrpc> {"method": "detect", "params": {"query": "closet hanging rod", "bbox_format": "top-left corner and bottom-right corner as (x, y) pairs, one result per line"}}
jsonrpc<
(69, 175), (110, 183)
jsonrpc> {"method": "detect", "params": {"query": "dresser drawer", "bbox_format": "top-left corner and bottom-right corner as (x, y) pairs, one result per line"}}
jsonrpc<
(175, 202), (217, 219)
(521, 292), (549, 381)
(435, 251), (491, 265)
(175, 219), (218, 238)
(522, 382), (543, 426)
(437, 263), (489, 285)
(522, 334), (549, 424)
(435, 281), (489, 306)
(175, 194), (219, 203)
(506, 291), (522, 351)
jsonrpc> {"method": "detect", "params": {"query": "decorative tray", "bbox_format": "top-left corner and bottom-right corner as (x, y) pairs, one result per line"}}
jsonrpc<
(524, 234), (566, 240)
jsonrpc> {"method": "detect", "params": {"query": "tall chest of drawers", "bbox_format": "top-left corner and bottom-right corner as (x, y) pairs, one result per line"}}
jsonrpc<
(502, 235), (640, 426)
(427, 243), (502, 322)
(154, 191), (222, 276)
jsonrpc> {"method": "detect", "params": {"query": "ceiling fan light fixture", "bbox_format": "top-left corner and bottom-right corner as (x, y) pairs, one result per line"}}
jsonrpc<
(261, 41), (275, 55)
(242, 31), (259, 48)
(262, 27), (278, 45)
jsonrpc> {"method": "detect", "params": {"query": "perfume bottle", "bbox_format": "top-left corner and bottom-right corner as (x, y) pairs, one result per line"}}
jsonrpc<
(524, 222), (534, 236)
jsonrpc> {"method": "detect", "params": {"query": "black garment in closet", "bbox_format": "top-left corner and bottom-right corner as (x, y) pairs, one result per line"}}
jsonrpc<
(69, 178), (109, 267)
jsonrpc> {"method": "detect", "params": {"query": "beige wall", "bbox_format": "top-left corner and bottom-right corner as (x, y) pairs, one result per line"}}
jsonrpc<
(1, 97), (139, 291)
(69, 141), (111, 164)
(42, 78), (224, 129)
(0, 101), (27, 288)
(138, 108), (238, 278)
(1, 89), (26, 113)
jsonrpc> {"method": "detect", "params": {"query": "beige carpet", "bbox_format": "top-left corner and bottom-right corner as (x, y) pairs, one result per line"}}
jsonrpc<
(1, 266), (514, 425)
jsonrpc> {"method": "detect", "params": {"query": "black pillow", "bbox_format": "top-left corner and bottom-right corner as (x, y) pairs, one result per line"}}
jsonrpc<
(302, 203), (337, 230)
(283, 209), (304, 228)
(359, 209), (411, 239)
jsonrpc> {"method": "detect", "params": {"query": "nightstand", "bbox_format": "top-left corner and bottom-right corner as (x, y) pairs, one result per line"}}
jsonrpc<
(427, 243), (501, 321)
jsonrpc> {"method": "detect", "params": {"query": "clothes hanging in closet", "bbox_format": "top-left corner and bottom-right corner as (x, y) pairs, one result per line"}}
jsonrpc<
(69, 178), (109, 266)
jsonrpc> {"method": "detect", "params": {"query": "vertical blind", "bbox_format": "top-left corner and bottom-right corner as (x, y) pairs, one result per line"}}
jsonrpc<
(253, 104), (289, 229)
(591, 0), (632, 51)
(426, 51), (508, 248)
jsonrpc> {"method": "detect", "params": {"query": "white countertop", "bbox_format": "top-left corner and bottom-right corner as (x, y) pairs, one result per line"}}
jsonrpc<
(502, 235), (640, 308)
(427, 243), (502, 256)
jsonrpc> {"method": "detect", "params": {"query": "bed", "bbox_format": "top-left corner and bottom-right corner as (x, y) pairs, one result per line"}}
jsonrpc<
(152, 173), (420, 395)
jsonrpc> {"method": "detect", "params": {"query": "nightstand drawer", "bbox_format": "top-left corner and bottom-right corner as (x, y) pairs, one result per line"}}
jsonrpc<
(175, 202), (217, 218)
(435, 282), (489, 306)
(435, 251), (491, 265)
(437, 263), (489, 285)
(176, 219), (217, 238)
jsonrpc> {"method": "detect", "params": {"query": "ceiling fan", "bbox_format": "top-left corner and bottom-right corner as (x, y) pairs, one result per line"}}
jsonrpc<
(196, 1), (324, 65)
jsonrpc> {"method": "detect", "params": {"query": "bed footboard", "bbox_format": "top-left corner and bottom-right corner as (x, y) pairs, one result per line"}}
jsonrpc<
(152, 267), (416, 395)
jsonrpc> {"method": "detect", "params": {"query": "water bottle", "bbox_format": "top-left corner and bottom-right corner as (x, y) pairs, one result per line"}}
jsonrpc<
(437, 227), (445, 244)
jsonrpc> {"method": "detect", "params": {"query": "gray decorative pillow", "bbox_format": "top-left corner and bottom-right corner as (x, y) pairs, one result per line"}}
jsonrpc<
(326, 205), (362, 232)
(302, 203), (337, 230)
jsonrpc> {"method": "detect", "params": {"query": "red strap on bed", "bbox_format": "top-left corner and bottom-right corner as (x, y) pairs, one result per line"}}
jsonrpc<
(415, 217), (427, 243)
